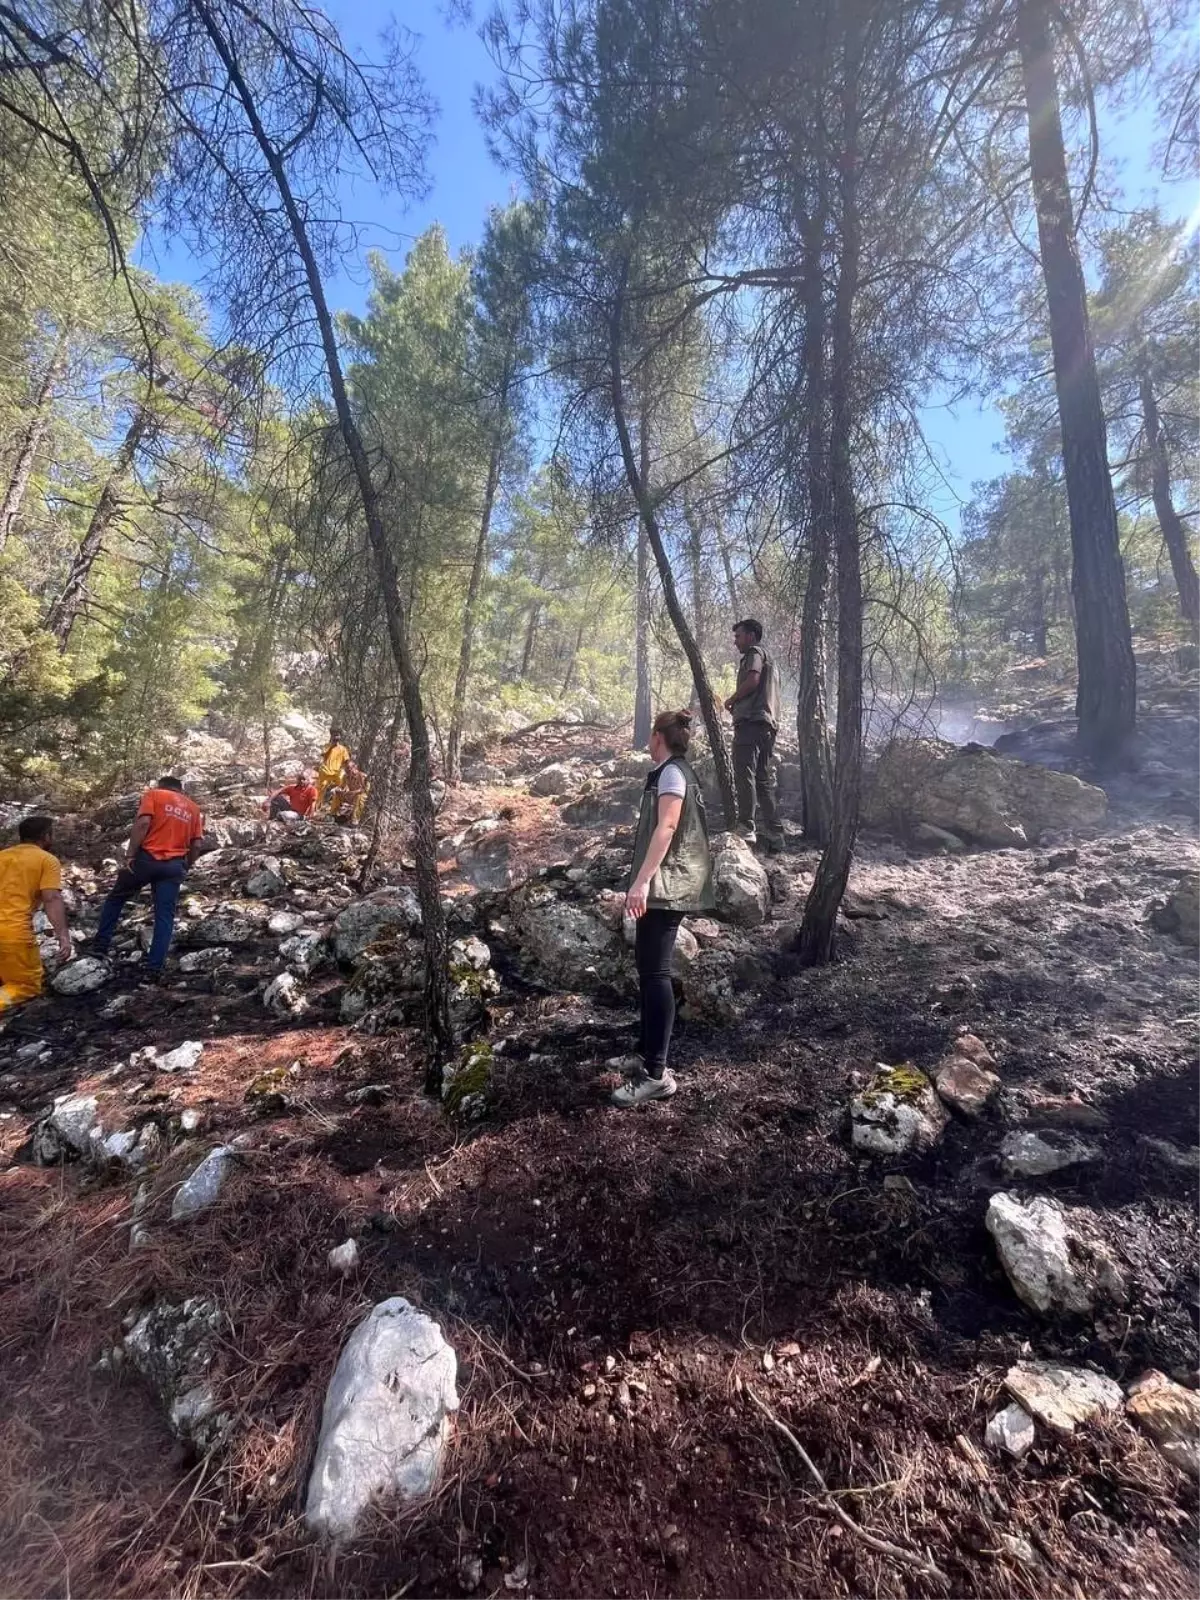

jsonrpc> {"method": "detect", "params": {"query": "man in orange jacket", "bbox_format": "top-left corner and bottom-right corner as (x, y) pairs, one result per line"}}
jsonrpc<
(93, 777), (206, 978)
(0, 816), (73, 1010)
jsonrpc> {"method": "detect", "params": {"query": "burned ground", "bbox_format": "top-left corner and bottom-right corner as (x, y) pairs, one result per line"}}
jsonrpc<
(0, 724), (1197, 1600)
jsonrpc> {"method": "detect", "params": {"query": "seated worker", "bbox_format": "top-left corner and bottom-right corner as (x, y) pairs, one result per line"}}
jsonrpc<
(314, 729), (350, 812)
(0, 816), (73, 1010)
(92, 776), (205, 980)
(331, 761), (370, 826)
(266, 771), (316, 820)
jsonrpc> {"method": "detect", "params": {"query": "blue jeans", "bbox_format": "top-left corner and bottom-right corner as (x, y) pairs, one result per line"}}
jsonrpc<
(95, 850), (187, 971)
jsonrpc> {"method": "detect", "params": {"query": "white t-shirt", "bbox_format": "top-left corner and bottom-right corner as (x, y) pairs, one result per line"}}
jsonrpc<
(654, 761), (687, 800)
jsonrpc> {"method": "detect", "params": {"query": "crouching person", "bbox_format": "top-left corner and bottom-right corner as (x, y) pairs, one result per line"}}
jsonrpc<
(0, 817), (72, 1010)
(613, 709), (715, 1107)
(93, 777), (205, 980)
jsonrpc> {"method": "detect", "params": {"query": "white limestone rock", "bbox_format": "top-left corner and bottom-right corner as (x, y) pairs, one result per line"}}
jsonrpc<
(710, 834), (770, 928)
(1003, 1361), (1123, 1435)
(985, 1402), (1036, 1458)
(171, 1146), (235, 1221)
(264, 970), (308, 1017)
(159, 1039), (205, 1074)
(305, 1297), (458, 1539)
(986, 1192), (1127, 1316)
(851, 1066), (948, 1157)
(31, 1093), (100, 1163)
(50, 957), (109, 995)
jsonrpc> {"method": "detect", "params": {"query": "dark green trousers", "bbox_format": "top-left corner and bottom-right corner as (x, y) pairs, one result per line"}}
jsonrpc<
(732, 722), (780, 836)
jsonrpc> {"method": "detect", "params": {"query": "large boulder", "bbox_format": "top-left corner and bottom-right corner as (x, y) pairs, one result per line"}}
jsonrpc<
(332, 889), (422, 962)
(710, 834), (770, 927)
(457, 825), (515, 891)
(339, 939), (425, 1025)
(559, 780), (642, 829)
(529, 762), (578, 798)
(864, 739), (1107, 847)
(305, 1297), (458, 1540)
(507, 883), (624, 991)
(986, 1192), (1127, 1315)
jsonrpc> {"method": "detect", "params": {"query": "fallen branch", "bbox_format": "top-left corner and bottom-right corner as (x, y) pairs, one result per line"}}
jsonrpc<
(747, 1386), (948, 1585)
(498, 717), (622, 745)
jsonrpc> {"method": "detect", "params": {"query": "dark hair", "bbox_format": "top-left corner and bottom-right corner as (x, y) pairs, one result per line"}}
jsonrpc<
(652, 707), (693, 755)
(733, 617), (763, 642)
(157, 775), (183, 791)
(329, 728), (343, 741)
(18, 815), (53, 844)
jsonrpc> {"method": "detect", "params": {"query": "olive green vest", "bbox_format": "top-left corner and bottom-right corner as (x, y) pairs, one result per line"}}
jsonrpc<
(630, 757), (716, 913)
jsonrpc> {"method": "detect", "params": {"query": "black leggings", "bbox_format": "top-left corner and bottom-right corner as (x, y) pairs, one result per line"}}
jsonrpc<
(635, 909), (684, 1077)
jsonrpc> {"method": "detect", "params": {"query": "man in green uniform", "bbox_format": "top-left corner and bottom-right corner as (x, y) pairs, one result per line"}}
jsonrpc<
(724, 618), (783, 852)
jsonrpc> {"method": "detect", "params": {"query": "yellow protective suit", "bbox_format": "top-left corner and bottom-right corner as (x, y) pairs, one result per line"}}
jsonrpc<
(314, 743), (350, 811)
(0, 841), (60, 1010)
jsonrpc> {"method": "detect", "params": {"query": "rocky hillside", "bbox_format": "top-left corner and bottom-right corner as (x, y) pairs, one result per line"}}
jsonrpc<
(0, 720), (1197, 1598)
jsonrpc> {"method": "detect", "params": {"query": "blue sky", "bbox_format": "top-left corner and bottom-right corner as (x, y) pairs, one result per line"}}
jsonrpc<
(144, 0), (1194, 536)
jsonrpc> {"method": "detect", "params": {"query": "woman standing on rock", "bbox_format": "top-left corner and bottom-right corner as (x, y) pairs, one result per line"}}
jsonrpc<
(614, 709), (715, 1108)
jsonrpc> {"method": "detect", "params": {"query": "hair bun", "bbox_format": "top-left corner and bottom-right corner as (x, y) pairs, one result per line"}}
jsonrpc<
(675, 708), (692, 726)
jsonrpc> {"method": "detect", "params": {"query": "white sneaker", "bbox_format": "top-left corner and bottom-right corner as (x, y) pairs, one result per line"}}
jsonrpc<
(611, 1069), (677, 1108)
(734, 824), (757, 844)
(605, 1054), (644, 1078)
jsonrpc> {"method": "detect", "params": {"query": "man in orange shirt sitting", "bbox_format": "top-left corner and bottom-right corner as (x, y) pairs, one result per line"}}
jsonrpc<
(0, 816), (73, 1010)
(266, 771), (317, 820)
(93, 776), (206, 978)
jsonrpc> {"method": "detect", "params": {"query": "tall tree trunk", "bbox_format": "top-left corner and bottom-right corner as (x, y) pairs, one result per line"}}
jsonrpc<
(44, 406), (149, 648)
(795, 186), (835, 846)
(359, 700), (406, 890)
(562, 587), (592, 696)
(685, 487), (706, 717)
(520, 603), (540, 677)
(633, 410), (653, 746)
(1138, 360), (1199, 624)
(447, 429), (503, 782)
(1016, 0), (1136, 762)
(195, 0), (453, 1079)
(610, 260), (737, 827)
(1030, 562), (1049, 656)
(797, 20), (864, 965)
(0, 332), (67, 554)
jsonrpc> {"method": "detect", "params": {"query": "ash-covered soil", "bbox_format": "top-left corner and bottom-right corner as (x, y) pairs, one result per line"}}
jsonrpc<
(0, 719), (1196, 1599)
